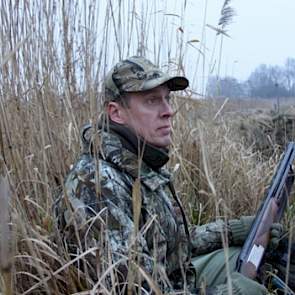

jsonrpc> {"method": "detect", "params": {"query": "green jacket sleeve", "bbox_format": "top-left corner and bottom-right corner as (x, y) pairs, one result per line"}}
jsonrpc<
(190, 216), (254, 255)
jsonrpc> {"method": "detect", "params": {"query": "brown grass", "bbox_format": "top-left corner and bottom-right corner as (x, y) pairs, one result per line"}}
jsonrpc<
(0, 1), (294, 294)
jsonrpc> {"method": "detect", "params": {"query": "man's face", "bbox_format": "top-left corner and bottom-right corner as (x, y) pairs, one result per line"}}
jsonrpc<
(109, 85), (174, 148)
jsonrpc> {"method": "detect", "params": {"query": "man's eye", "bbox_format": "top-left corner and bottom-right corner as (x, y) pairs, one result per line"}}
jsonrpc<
(146, 96), (171, 105)
(166, 96), (172, 103)
(147, 98), (158, 104)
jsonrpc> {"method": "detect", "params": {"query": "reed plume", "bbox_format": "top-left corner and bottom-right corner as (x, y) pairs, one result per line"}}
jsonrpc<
(218, 0), (236, 33)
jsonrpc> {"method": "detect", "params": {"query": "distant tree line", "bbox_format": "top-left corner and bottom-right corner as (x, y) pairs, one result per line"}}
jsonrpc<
(207, 57), (295, 98)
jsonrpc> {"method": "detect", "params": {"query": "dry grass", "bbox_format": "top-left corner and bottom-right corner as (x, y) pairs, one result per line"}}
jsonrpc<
(170, 98), (279, 222)
(0, 1), (294, 294)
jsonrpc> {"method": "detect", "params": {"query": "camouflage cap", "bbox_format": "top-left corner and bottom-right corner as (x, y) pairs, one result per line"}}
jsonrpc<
(104, 56), (189, 101)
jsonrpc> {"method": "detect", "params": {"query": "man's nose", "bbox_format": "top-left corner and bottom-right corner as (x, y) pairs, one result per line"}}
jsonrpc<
(161, 98), (173, 117)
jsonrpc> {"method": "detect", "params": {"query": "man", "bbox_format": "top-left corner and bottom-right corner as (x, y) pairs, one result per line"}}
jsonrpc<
(56, 56), (294, 294)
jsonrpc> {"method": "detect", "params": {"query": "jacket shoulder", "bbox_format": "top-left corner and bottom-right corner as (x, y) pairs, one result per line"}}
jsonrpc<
(64, 154), (133, 201)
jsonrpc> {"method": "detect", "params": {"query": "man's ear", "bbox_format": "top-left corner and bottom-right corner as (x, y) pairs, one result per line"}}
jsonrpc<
(107, 101), (126, 124)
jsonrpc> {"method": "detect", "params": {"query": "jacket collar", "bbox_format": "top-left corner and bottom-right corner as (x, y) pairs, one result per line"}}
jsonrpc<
(100, 131), (171, 191)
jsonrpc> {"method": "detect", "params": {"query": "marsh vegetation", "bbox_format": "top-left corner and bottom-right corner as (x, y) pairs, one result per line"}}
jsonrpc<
(0, 1), (294, 294)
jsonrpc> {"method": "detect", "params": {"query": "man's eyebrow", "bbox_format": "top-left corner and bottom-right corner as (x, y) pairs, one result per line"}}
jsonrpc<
(144, 93), (159, 98)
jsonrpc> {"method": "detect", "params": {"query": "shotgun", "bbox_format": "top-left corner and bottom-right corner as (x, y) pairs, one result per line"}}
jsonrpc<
(236, 142), (295, 279)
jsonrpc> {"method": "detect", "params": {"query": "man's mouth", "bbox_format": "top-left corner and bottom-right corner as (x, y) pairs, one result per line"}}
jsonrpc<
(158, 126), (171, 134)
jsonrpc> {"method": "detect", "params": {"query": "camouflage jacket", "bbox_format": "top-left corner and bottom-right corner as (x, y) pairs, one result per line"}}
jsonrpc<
(56, 126), (254, 291)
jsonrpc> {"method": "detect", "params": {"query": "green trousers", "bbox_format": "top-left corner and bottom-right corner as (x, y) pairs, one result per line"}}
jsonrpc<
(192, 247), (240, 286)
(191, 247), (268, 295)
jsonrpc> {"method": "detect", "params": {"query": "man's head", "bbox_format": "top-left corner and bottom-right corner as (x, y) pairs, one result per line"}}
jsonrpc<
(104, 56), (189, 148)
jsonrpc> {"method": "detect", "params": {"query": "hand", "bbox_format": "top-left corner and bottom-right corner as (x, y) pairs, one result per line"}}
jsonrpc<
(268, 223), (284, 251)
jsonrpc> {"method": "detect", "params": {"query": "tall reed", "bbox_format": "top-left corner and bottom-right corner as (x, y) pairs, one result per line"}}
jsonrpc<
(0, 1), (293, 294)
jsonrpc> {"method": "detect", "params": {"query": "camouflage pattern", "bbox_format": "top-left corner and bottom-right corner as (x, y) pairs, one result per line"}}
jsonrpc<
(58, 127), (189, 278)
(104, 56), (189, 101)
(56, 126), (267, 293)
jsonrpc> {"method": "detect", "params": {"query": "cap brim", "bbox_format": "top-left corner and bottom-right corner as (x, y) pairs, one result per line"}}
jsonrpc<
(141, 75), (189, 92)
(166, 76), (189, 91)
(122, 73), (189, 93)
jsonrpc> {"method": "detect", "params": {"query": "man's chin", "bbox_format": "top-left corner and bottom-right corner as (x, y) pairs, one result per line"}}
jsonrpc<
(152, 137), (171, 149)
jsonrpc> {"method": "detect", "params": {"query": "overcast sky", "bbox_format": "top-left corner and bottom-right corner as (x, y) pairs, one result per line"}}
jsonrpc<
(177, 0), (295, 81)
